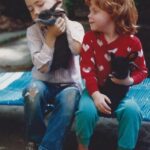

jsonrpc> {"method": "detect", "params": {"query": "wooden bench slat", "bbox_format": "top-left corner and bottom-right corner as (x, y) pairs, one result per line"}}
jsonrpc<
(0, 71), (149, 121)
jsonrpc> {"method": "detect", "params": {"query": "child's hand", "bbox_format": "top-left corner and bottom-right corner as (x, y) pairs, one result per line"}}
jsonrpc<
(44, 17), (65, 47)
(92, 91), (111, 114)
(54, 17), (66, 36)
(111, 74), (134, 86)
(45, 17), (65, 38)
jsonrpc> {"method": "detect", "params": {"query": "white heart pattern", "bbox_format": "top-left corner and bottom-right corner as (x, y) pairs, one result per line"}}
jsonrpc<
(142, 70), (147, 73)
(97, 39), (103, 47)
(91, 57), (95, 64)
(130, 35), (134, 38)
(127, 47), (131, 52)
(108, 48), (118, 53)
(104, 54), (111, 61)
(98, 65), (104, 71)
(138, 50), (143, 57)
(94, 77), (98, 81)
(82, 44), (90, 52)
(82, 67), (91, 73)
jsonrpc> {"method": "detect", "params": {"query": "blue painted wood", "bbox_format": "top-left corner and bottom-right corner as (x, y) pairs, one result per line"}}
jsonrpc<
(127, 78), (150, 121)
(0, 71), (149, 121)
(0, 72), (31, 105)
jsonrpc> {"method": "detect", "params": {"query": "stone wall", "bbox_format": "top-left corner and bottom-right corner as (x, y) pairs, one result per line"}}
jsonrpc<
(63, 118), (150, 150)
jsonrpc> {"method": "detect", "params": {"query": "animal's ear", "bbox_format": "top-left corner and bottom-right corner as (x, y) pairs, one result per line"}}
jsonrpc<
(127, 52), (138, 62)
(51, 1), (62, 11)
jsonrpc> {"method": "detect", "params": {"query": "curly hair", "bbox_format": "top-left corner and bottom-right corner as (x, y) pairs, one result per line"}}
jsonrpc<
(85, 0), (138, 34)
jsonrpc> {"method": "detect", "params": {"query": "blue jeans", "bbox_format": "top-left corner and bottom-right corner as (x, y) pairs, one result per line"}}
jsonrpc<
(23, 79), (80, 150)
(75, 89), (142, 150)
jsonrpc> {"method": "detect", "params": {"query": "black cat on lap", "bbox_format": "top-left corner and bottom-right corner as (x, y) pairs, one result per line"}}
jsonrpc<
(100, 52), (138, 117)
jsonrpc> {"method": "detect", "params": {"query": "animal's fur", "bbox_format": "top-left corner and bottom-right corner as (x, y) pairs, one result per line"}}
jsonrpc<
(35, 1), (72, 71)
(100, 52), (138, 117)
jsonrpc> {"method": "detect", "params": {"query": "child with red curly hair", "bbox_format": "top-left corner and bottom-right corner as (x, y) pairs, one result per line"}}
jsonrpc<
(75, 0), (148, 150)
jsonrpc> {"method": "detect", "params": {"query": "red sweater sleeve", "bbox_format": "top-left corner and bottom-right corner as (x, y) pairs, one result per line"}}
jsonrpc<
(130, 36), (148, 84)
(80, 32), (99, 95)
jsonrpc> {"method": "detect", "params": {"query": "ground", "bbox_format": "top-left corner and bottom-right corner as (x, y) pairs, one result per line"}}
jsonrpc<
(0, 106), (25, 150)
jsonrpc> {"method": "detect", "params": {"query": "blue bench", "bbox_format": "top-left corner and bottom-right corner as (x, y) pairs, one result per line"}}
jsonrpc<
(0, 71), (31, 106)
(0, 71), (150, 121)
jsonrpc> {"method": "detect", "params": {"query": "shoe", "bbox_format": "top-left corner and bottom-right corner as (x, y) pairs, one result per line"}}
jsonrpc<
(26, 141), (38, 150)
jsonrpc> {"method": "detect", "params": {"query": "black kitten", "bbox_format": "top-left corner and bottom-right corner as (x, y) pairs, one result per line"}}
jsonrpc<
(100, 52), (138, 117)
(35, 1), (72, 71)
(35, 1), (65, 25)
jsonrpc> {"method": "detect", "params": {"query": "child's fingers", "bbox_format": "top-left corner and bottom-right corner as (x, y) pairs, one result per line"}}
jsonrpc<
(100, 104), (111, 114)
(55, 17), (65, 27)
(58, 24), (66, 33)
(60, 25), (66, 33)
(103, 109), (111, 114)
(103, 102), (111, 112)
(102, 99), (111, 114)
(55, 17), (66, 33)
(105, 96), (111, 104)
(97, 101), (111, 114)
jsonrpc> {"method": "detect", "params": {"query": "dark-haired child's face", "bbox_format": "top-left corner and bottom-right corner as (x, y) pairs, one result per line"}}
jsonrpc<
(88, 2), (113, 32)
(25, 0), (62, 21)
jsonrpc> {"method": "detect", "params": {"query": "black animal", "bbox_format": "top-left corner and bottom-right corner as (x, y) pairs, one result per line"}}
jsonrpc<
(35, 1), (65, 25)
(100, 52), (138, 117)
(35, 1), (72, 71)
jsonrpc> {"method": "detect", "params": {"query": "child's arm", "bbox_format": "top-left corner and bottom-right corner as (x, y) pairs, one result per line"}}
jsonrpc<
(27, 27), (53, 73)
(130, 37), (148, 84)
(26, 18), (65, 73)
(80, 32), (99, 95)
(80, 32), (111, 114)
(111, 73), (134, 86)
(65, 17), (85, 54)
(44, 17), (66, 48)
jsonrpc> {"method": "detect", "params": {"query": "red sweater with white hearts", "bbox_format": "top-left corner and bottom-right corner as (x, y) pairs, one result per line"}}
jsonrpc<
(80, 31), (148, 95)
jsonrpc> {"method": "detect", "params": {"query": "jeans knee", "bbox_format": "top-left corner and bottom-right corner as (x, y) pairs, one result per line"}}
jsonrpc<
(63, 88), (80, 105)
(56, 88), (80, 113)
(24, 81), (46, 101)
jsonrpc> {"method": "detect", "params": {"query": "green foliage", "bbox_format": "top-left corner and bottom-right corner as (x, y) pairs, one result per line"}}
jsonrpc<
(64, 0), (85, 18)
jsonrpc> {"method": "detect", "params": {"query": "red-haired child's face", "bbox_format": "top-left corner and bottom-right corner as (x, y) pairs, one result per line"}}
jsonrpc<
(88, 1), (113, 32)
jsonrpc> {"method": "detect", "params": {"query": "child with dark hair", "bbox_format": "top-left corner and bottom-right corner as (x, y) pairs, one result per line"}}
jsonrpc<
(23, 0), (84, 150)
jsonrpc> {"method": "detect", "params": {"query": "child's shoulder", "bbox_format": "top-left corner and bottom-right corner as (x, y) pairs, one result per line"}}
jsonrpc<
(83, 31), (97, 39)
(67, 19), (84, 29)
(26, 23), (40, 35)
(121, 34), (142, 49)
(123, 34), (141, 44)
